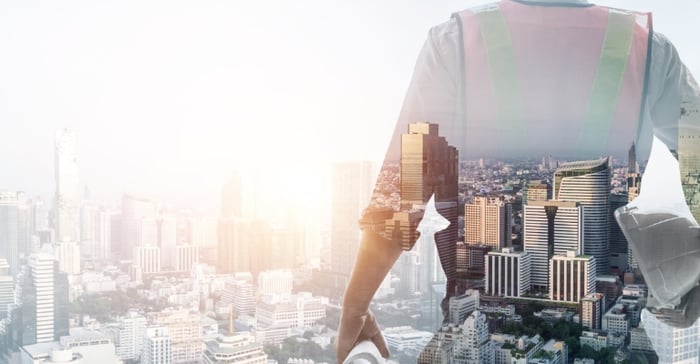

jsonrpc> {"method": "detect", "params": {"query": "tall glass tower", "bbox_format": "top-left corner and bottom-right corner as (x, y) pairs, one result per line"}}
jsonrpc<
(55, 129), (80, 242)
(400, 123), (459, 287)
(553, 158), (611, 276)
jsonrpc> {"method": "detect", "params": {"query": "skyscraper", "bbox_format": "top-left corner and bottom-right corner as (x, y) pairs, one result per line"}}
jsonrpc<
(553, 158), (611, 275)
(21, 252), (69, 344)
(679, 98), (700, 222)
(400, 122), (459, 291)
(55, 129), (80, 243)
(53, 241), (80, 275)
(330, 161), (375, 287)
(217, 218), (251, 274)
(121, 194), (158, 259)
(464, 196), (511, 249)
(523, 200), (583, 289)
(609, 193), (629, 272)
(0, 192), (19, 275)
(158, 211), (178, 270)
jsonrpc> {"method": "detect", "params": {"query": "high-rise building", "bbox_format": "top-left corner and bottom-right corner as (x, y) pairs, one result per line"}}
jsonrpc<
(220, 279), (255, 318)
(330, 161), (375, 287)
(0, 192), (19, 275)
(464, 196), (512, 249)
(609, 193), (629, 272)
(147, 310), (202, 364)
(21, 253), (69, 345)
(523, 200), (583, 289)
(553, 158), (611, 275)
(134, 245), (161, 274)
(107, 310), (147, 362)
(217, 218), (251, 274)
(121, 194), (158, 259)
(93, 207), (112, 261)
(0, 259), (12, 318)
(202, 333), (267, 364)
(523, 181), (551, 205)
(642, 309), (699, 363)
(579, 293), (605, 330)
(55, 129), (80, 243)
(400, 123), (459, 287)
(175, 245), (198, 273)
(447, 290), (479, 326)
(257, 270), (293, 296)
(79, 202), (96, 259)
(451, 310), (494, 364)
(158, 212), (178, 270)
(485, 248), (531, 297)
(53, 241), (80, 275)
(142, 326), (172, 364)
(549, 252), (596, 303)
(16, 192), (32, 259)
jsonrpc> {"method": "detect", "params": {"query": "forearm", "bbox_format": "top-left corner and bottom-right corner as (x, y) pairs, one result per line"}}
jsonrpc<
(341, 229), (403, 314)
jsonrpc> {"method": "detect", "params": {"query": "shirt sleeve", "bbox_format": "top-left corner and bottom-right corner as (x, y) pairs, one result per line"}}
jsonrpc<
(638, 32), (700, 220)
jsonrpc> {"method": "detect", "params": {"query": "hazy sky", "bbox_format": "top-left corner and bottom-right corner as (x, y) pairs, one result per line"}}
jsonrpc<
(1, 0), (698, 212)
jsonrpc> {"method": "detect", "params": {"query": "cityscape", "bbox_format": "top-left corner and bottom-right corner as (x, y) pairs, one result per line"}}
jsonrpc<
(0, 99), (697, 364)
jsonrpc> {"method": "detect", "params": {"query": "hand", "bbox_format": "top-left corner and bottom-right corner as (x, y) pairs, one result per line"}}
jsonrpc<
(335, 308), (390, 363)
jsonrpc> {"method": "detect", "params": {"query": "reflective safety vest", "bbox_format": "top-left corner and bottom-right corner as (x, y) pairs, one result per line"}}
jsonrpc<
(453, 0), (651, 159)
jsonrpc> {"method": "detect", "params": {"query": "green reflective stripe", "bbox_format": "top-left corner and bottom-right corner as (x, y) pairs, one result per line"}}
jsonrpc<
(477, 9), (524, 146)
(579, 11), (636, 152)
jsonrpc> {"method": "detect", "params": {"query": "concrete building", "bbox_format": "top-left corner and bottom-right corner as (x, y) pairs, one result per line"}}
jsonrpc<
(134, 245), (160, 274)
(382, 326), (434, 358)
(255, 293), (325, 330)
(0, 192), (19, 276)
(107, 310), (147, 361)
(175, 245), (198, 272)
(485, 248), (531, 297)
(202, 333), (267, 364)
(524, 200), (583, 290)
(148, 310), (202, 364)
(257, 270), (293, 296)
(55, 129), (81, 244)
(142, 326), (172, 364)
(553, 158), (611, 275)
(54, 241), (80, 275)
(451, 310), (494, 364)
(447, 290), (480, 326)
(331, 161), (375, 288)
(602, 304), (630, 338)
(464, 196), (512, 249)
(579, 293), (605, 330)
(549, 252), (596, 303)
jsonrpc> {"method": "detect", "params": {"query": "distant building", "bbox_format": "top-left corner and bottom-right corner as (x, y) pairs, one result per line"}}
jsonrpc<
(202, 333), (267, 364)
(142, 326), (172, 364)
(579, 293), (605, 330)
(629, 324), (654, 354)
(523, 181), (551, 205)
(524, 200), (583, 290)
(382, 326), (434, 358)
(147, 310), (202, 364)
(106, 310), (147, 361)
(530, 339), (567, 364)
(491, 334), (544, 364)
(447, 290), (480, 326)
(485, 248), (531, 297)
(553, 158), (611, 276)
(175, 245), (198, 272)
(451, 311), (494, 364)
(331, 161), (375, 288)
(257, 270), (293, 296)
(134, 245), (160, 274)
(579, 330), (608, 351)
(549, 252), (596, 303)
(0, 192), (19, 276)
(21, 253), (70, 345)
(255, 293), (325, 330)
(464, 196), (512, 249)
(602, 304), (630, 338)
(55, 129), (81, 244)
(54, 241), (81, 275)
